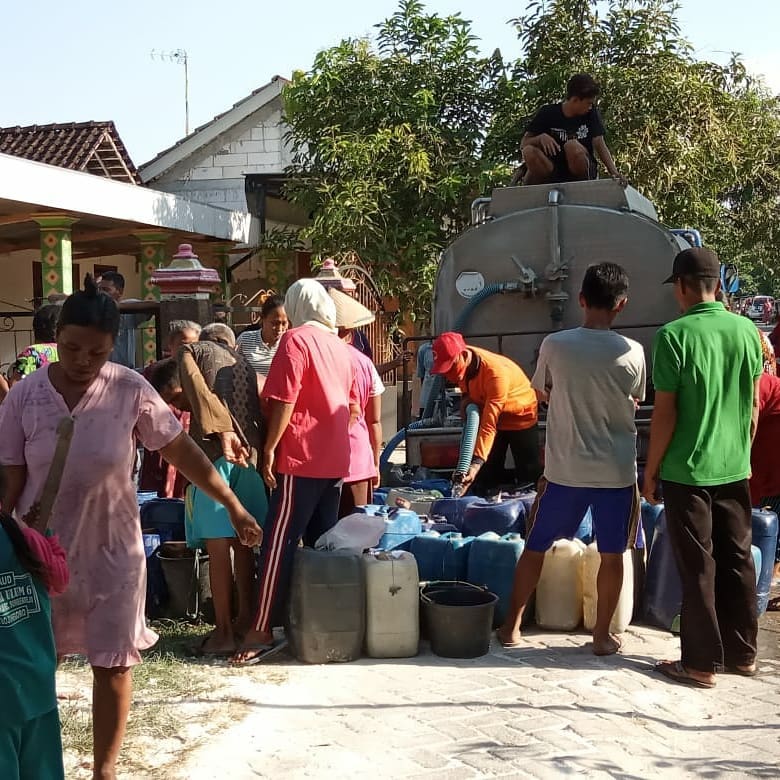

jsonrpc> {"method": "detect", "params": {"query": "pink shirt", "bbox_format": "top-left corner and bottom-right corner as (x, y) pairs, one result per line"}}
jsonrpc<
(346, 346), (382, 482)
(0, 362), (182, 667)
(262, 325), (356, 478)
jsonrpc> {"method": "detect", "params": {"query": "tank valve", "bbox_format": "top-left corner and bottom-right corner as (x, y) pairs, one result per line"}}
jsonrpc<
(546, 290), (569, 328)
(510, 255), (538, 295)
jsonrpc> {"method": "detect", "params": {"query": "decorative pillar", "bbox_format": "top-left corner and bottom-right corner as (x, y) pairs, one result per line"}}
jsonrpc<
(151, 244), (221, 339)
(210, 242), (234, 304)
(35, 215), (78, 298)
(134, 231), (169, 366)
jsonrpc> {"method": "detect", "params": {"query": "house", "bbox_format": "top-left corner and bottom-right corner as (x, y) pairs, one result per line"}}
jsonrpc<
(138, 76), (310, 304)
(0, 120), (253, 369)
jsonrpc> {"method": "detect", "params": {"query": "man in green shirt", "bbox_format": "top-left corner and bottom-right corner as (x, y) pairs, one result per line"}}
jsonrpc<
(643, 247), (762, 688)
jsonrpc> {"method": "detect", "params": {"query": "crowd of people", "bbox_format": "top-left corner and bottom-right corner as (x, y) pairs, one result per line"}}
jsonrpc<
(1, 241), (778, 778)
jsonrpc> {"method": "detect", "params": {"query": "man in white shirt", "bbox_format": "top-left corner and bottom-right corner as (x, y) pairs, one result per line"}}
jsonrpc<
(498, 262), (646, 655)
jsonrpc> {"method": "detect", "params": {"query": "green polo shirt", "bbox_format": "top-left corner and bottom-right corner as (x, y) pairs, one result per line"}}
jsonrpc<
(652, 301), (762, 486)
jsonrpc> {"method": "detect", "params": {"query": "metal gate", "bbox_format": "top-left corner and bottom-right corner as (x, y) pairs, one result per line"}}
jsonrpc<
(337, 260), (397, 368)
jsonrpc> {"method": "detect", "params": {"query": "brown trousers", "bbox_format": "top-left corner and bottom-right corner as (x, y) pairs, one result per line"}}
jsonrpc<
(662, 479), (758, 672)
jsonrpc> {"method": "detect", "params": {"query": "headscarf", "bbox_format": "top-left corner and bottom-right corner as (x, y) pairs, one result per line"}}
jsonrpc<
(284, 278), (337, 333)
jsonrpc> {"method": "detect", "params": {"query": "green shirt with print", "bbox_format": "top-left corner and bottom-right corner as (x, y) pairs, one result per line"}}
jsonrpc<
(652, 301), (762, 486)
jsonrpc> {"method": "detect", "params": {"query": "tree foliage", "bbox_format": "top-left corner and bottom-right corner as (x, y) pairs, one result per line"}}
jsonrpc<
(282, 0), (780, 309)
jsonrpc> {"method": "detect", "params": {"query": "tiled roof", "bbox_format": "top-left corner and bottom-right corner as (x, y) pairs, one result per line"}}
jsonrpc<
(0, 121), (140, 184)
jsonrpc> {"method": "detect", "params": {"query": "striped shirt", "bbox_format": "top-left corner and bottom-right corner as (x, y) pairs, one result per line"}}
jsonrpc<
(236, 330), (279, 376)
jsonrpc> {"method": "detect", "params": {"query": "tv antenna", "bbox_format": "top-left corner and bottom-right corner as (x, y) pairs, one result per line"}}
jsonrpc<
(151, 48), (190, 135)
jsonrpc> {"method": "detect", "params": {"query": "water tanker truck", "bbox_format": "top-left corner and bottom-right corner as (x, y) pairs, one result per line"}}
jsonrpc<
(389, 178), (702, 476)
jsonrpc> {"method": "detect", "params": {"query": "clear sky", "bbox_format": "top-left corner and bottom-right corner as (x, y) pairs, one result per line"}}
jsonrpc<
(2, 0), (778, 166)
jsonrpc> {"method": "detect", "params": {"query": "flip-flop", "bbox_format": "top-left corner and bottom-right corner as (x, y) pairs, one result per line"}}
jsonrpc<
(495, 630), (522, 649)
(231, 638), (289, 667)
(725, 665), (758, 677)
(655, 660), (715, 689)
(767, 597), (780, 612)
(194, 636), (235, 658)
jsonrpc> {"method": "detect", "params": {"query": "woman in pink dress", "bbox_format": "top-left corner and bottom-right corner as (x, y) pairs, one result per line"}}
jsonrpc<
(0, 277), (262, 780)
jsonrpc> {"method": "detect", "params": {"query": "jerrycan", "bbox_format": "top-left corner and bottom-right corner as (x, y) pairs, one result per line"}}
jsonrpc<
(430, 496), (481, 530)
(752, 508), (778, 614)
(376, 507), (422, 550)
(387, 487), (444, 515)
(582, 543), (634, 634)
(639, 500), (665, 554)
(411, 531), (474, 582)
(535, 539), (586, 630)
(462, 496), (526, 537)
(372, 488), (389, 505)
(362, 550), (419, 658)
(574, 508), (593, 545)
(467, 532), (525, 626)
(287, 547), (365, 664)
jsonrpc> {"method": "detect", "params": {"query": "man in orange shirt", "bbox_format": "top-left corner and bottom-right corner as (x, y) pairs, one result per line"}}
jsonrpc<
(430, 333), (541, 496)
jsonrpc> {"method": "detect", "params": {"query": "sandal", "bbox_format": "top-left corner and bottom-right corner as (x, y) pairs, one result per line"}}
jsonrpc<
(495, 630), (522, 649)
(231, 638), (289, 667)
(194, 635), (236, 658)
(725, 665), (758, 677)
(655, 660), (715, 689)
(767, 597), (780, 612)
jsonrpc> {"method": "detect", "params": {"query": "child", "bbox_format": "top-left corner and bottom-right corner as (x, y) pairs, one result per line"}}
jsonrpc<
(0, 510), (69, 780)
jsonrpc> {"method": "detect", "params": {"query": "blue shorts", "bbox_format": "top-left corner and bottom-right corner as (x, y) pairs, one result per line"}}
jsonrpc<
(525, 478), (640, 554)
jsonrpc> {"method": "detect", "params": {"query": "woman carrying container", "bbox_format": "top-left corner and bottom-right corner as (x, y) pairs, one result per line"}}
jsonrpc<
(329, 288), (385, 515)
(0, 277), (262, 780)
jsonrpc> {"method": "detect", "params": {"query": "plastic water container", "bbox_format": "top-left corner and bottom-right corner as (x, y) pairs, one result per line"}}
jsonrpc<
(372, 488), (389, 505)
(582, 544), (634, 634)
(752, 508), (778, 614)
(411, 531), (474, 582)
(574, 508), (593, 545)
(387, 487), (444, 515)
(462, 497), (526, 537)
(429, 496), (481, 530)
(142, 532), (166, 619)
(643, 511), (681, 630)
(467, 532), (525, 626)
(377, 507), (422, 550)
(362, 550), (419, 658)
(140, 498), (186, 542)
(535, 539), (586, 630)
(287, 548), (365, 664)
(639, 500), (665, 552)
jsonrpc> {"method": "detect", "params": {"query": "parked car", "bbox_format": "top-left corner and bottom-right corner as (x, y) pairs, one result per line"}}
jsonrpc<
(747, 296), (775, 323)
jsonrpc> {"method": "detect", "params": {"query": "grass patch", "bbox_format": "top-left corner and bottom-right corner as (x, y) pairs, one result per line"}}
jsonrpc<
(59, 620), (230, 777)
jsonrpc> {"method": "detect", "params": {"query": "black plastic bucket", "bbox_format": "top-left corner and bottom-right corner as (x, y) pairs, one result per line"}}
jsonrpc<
(421, 581), (498, 658)
(156, 542), (214, 622)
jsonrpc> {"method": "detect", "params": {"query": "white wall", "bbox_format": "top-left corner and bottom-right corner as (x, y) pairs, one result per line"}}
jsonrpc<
(152, 101), (294, 213)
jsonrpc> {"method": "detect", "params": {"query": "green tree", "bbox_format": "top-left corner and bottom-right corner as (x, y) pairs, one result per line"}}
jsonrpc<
(283, 0), (780, 308)
(494, 0), (780, 294)
(282, 0), (509, 315)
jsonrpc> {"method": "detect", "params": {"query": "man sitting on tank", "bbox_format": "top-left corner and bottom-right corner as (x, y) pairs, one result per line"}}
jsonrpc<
(519, 73), (625, 186)
(429, 333), (542, 497)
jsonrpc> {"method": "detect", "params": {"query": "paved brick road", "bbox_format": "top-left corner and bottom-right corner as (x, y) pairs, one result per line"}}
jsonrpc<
(181, 623), (780, 779)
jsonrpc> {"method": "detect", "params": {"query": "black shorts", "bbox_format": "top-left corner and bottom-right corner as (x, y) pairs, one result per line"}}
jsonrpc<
(551, 154), (597, 182)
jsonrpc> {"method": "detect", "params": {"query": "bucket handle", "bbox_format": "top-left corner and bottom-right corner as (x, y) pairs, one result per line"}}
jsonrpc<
(420, 580), (488, 604)
(186, 549), (203, 621)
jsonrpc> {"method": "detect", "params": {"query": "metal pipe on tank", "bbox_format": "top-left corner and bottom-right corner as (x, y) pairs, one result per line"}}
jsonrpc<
(470, 197), (492, 226)
(545, 189), (568, 329)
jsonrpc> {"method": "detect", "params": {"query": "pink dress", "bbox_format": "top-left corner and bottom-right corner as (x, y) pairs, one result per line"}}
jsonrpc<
(0, 362), (182, 667)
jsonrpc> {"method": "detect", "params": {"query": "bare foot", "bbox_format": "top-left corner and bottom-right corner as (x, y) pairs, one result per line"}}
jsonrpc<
(199, 630), (236, 656)
(232, 628), (275, 664)
(593, 633), (622, 656)
(496, 626), (522, 648)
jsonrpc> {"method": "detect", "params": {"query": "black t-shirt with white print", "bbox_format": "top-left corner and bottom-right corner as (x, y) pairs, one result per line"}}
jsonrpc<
(525, 103), (606, 161)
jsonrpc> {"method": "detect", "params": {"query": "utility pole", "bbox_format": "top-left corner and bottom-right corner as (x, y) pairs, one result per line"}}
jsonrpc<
(151, 48), (190, 135)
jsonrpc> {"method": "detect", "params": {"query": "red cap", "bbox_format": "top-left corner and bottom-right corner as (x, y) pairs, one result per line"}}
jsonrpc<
(431, 332), (467, 374)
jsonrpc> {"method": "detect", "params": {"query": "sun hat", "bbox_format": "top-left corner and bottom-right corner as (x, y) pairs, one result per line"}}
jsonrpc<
(328, 288), (375, 329)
